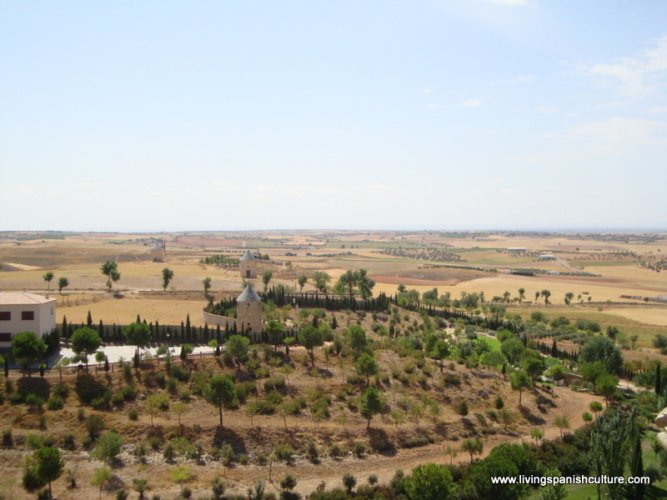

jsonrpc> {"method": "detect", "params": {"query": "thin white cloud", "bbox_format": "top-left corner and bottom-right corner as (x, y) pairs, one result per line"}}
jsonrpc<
(423, 88), (434, 95)
(568, 117), (661, 152)
(462, 98), (482, 107)
(589, 36), (667, 98)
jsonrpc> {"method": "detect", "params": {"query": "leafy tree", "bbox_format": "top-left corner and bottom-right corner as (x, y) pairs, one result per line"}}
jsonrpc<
(55, 277), (68, 295)
(404, 463), (453, 500)
(462, 437), (483, 463)
(145, 393), (170, 426)
(582, 412), (593, 424)
(202, 277), (212, 297)
(510, 369), (532, 406)
(265, 319), (285, 353)
(100, 261), (120, 292)
(553, 415), (570, 438)
(530, 427), (544, 445)
(355, 352), (379, 385)
(25, 446), (64, 500)
(133, 478), (149, 500)
(345, 325), (368, 359)
(500, 337), (525, 365)
(564, 292), (574, 305)
(541, 289), (551, 305)
(580, 361), (607, 391)
(359, 386), (385, 430)
(518, 288), (525, 303)
(590, 401), (603, 419)
(205, 375), (237, 427)
(280, 474), (297, 492)
(312, 271), (331, 292)
(596, 373), (619, 405)
(172, 401), (188, 428)
(356, 269), (375, 299)
(91, 466), (112, 500)
(43, 272), (54, 293)
(342, 473), (356, 494)
(430, 339), (450, 372)
(92, 431), (123, 464)
(579, 337), (623, 375)
(226, 335), (249, 366)
(499, 408), (517, 431)
(162, 268), (174, 291)
(262, 270), (273, 293)
(71, 327), (101, 370)
(12, 331), (46, 376)
(299, 324), (324, 369)
(335, 270), (357, 300)
(123, 322), (152, 348)
(297, 275), (308, 292)
(520, 349), (546, 381)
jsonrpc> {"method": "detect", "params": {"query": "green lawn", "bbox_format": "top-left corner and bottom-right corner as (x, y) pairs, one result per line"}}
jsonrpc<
(478, 335), (501, 352)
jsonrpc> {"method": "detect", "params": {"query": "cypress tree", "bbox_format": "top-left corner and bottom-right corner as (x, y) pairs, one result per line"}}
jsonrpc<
(185, 314), (192, 341)
(87, 310), (93, 327)
(331, 315), (338, 330)
(656, 363), (662, 396)
(629, 433), (644, 500)
(62, 316), (68, 337)
(136, 314), (141, 324)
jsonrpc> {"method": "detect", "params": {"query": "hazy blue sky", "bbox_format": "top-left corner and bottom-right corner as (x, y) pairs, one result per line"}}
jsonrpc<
(1, 1), (666, 231)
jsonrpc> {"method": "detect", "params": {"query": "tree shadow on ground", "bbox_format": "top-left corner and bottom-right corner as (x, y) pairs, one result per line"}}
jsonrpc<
(213, 426), (247, 456)
(17, 377), (50, 401)
(519, 405), (546, 425)
(368, 428), (396, 456)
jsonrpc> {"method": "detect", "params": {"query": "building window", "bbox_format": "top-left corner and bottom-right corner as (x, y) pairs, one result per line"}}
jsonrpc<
(0, 333), (11, 342)
(21, 311), (35, 320)
(0, 312), (10, 321)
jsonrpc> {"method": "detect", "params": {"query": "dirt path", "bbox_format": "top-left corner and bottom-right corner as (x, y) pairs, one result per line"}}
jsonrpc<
(217, 386), (602, 497)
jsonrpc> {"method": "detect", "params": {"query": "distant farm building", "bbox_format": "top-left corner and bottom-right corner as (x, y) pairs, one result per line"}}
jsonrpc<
(0, 292), (55, 348)
(539, 254), (557, 261)
(240, 250), (258, 279)
(149, 240), (166, 262)
(202, 284), (264, 341)
(507, 247), (527, 254)
(236, 285), (263, 339)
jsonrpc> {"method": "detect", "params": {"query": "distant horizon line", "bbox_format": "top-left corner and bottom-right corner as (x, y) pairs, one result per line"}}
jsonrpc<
(1, 227), (667, 234)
